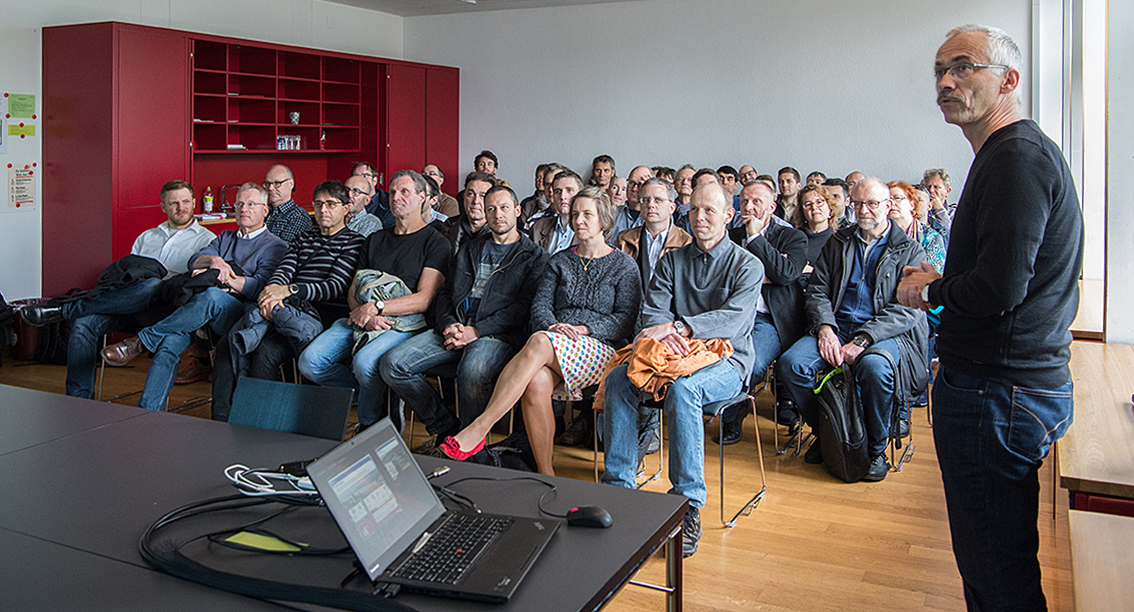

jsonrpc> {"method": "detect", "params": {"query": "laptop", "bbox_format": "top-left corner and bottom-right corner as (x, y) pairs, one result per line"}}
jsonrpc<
(306, 418), (559, 603)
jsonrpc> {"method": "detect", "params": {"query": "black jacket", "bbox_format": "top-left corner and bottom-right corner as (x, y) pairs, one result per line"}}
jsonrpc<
(806, 223), (930, 397)
(435, 232), (550, 350)
(729, 222), (808, 350)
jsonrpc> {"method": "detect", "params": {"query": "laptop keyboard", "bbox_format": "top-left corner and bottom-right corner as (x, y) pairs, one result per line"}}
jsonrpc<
(390, 514), (513, 585)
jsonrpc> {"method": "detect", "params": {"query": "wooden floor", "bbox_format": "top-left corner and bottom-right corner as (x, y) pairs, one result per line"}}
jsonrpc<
(0, 349), (1075, 612)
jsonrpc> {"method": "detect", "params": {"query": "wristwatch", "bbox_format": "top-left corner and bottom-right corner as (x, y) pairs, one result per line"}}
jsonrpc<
(673, 320), (687, 336)
(375, 300), (385, 315)
(920, 284), (932, 305)
(288, 284), (297, 296)
(851, 333), (872, 348)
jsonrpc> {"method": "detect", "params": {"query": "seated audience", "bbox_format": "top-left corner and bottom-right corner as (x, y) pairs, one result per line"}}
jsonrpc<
(614, 176), (692, 457)
(437, 187), (641, 476)
(439, 171), (495, 256)
(590, 154), (615, 189)
(298, 170), (451, 430)
(888, 181), (947, 273)
(264, 164), (315, 243)
(422, 165), (460, 218)
(797, 183), (838, 274)
(777, 178), (929, 482)
(531, 169), (584, 254)
(602, 182), (763, 558)
(776, 166), (802, 224)
(101, 183), (288, 411)
(720, 179), (808, 439)
(20, 180), (215, 399)
(611, 165), (652, 237)
(383, 185), (550, 444)
(353, 162), (393, 228)
(344, 175), (383, 237)
(210, 182), (362, 421)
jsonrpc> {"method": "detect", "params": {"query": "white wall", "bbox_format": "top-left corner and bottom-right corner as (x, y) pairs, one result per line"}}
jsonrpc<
(1106, 0), (1133, 343)
(403, 0), (1032, 193)
(0, 0), (403, 301)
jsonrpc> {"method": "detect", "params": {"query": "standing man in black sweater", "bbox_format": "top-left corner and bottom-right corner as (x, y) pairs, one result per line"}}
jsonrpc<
(899, 25), (1083, 611)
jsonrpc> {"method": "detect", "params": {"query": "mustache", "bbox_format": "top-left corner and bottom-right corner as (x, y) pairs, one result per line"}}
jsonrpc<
(938, 93), (962, 105)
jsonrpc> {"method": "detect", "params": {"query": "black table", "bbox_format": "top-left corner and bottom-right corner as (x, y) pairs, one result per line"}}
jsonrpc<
(0, 384), (685, 611)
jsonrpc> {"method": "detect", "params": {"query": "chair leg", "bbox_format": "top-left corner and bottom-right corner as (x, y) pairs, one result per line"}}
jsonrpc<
(636, 409), (663, 489)
(890, 401), (916, 472)
(97, 334), (108, 401)
(722, 397), (765, 527)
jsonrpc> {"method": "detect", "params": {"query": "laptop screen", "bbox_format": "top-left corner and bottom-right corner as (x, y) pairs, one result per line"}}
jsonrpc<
(307, 419), (446, 580)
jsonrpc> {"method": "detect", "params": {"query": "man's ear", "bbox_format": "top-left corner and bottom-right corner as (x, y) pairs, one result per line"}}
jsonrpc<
(1001, 68), (1020, 96)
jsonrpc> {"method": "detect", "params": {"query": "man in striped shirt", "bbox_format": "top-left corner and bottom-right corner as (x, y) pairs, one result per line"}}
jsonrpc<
(100, 183), (288, 411)
(210, 181), (364, 422)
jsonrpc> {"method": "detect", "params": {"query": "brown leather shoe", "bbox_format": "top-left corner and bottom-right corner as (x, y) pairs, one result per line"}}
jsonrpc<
(174, 358), (212, 384)
(102, 336), (146, 365)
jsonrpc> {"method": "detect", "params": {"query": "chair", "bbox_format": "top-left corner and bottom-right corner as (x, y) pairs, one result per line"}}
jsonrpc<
(229, 377), (353, 441)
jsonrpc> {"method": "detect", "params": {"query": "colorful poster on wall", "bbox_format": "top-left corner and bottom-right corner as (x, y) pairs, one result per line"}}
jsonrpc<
(8, 164), (35, 210)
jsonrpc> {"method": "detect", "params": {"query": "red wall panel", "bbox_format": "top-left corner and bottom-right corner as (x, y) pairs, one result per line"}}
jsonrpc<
(426, 68), (460, 198)
(385, 64), (427, 180)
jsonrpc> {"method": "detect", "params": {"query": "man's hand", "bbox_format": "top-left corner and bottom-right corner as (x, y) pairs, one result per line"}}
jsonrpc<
(635, 322), (690, 357)
(842, 341), (865, 365)
(741, 207), (771, 239)
(364, 315), (393, 332)
(349, 301), (379, 329)
(442, 323), (479, 350)
(929, 192), (947, 211)
(258, 284), (291, 306)
(897, 262), (941, 311)
(817, 325), (843, 368)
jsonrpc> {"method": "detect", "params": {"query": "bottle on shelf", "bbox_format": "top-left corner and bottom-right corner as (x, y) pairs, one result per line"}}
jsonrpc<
(203, 186), (214, 213)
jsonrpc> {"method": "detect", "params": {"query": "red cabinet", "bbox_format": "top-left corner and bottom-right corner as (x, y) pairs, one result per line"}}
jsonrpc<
(42, 22), (459, 296)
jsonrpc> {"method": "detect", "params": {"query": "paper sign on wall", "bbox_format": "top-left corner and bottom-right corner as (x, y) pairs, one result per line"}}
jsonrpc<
(6, 93), (34, 118)
(8, 165), (35, 210)
(7, 123), (34, 137)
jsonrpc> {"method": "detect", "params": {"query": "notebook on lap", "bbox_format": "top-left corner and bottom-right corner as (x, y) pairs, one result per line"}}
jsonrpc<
(306, 418), (559, 603)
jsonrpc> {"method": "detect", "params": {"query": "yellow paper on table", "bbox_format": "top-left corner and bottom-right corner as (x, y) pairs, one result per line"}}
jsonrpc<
(225, 531), (302, 552)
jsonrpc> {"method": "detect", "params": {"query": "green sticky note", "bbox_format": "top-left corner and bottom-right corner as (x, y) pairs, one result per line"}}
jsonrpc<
(7, 94), (34, 118)
(225, 531), (302, 552)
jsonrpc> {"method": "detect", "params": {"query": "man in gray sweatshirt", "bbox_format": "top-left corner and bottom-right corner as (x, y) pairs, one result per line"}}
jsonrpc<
(602, 182), (763, 558)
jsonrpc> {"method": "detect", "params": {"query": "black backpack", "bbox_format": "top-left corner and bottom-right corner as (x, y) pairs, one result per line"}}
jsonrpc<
(814, 366), (871, 483)
(467, 430), (537, 472)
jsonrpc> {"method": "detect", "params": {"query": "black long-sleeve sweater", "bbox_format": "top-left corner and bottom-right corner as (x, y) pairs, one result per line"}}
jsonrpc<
(929, 119), (1083, 389)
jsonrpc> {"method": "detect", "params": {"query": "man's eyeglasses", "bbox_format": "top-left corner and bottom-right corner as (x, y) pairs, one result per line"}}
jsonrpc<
(263, 178), (293, 189)
(348, 188), (372, 198)
(312, 199), (344, 209)
(354, 172), (377, 179)
(850, 198), (890, 211)
(934, 62), (1009, 82)
(234, 201), (265, 210)
(638, 196), (672, 206)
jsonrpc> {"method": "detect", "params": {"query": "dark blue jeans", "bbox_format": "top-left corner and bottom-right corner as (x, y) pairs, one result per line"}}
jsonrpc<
(63, 278), (168, 399)
(777, 332), (900, 457)
(933, 365), (1073, 612)
(137, 287), (248, 411)
(381, 330), (515, 434)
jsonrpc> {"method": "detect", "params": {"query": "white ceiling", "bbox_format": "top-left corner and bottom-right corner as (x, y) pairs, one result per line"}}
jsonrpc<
(323, 0), (649, 18)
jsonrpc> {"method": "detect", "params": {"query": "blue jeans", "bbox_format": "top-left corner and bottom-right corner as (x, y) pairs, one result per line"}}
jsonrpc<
(136, 288), (247, 411)
(602, 359), (742, 509)
(933, 365), (1073, 612)
(381, 330), (515, 435)
(777, 333), (900, 457)
(63, 278), (167, 399)
(298, 318), (414, 428)
(723, 311), (781, 422)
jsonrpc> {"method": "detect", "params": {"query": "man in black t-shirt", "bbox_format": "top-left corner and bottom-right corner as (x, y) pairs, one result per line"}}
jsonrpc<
(383, 185), (550, 446)
(298, 170), (451, 429)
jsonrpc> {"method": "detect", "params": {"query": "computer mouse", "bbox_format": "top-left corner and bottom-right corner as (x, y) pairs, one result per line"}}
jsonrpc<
(566, 505), (613, 528)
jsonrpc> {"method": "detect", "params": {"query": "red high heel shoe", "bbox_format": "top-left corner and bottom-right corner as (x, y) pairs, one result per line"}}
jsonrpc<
(437, 436), (485, 461)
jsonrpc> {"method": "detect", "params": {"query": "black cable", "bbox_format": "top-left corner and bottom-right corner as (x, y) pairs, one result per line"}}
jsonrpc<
(139, 494), (418, 612)
(442, 475), (568, 519)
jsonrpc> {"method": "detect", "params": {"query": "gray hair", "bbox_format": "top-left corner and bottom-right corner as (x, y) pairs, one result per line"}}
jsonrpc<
(922, 168), (952, 191)
(639, 177), (678, 202)
(946, 24), (1023, 104)
(390, 169), (428, 195)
